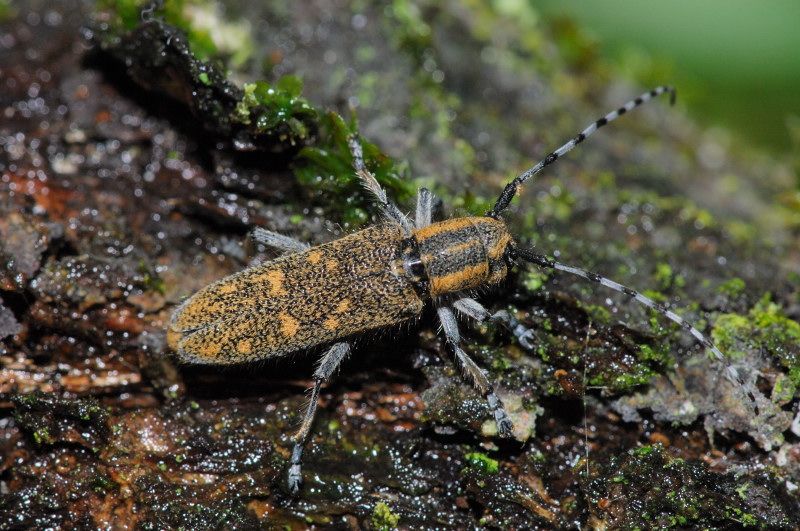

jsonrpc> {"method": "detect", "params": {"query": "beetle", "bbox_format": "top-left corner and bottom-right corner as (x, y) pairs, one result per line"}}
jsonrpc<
(168, 86), (756, 493)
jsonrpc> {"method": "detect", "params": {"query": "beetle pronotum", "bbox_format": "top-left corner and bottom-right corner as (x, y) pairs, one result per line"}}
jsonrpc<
(168, 86), (756, 493)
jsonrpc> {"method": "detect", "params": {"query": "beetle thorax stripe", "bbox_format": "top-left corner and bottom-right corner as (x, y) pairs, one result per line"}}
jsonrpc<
(414, 219), (490, 296)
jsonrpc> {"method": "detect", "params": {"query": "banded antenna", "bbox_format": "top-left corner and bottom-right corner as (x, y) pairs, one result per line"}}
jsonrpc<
(489, 86), (675, 218)
(514, 248), (759, 416)
(494, 86), (759, 416)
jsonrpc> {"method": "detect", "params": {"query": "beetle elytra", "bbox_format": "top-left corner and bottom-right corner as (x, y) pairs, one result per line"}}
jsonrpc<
(168, 86), (756, 493)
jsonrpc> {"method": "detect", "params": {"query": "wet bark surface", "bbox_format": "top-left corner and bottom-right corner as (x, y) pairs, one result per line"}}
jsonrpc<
(1, 1), (799, 529)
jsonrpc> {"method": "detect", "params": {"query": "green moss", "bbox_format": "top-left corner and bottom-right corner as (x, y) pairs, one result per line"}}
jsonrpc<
(97, 0), (145, 31)
(526, 180), (577, 223)
(522, 268), (546, 292)
(585, 445), (775, 528)
(463, 452), (500, 475)
(138, 260), (166, 294)
(98, 0), (254, 67)
(653, 262), (685, 291)
(718, 277), (747, 298)
(581, 303), (611, 324)
(450, 189), (493, 218)
(389, 0), (433, 56)
(772, 373), (796, 405)
(91, 470), (116, 495)
(371, 501), (400, 531)
(584, 354), (668, 391)
(232, 78), (315, 142)
(713, 295), (800, 364)
(95, 1), (424, 227)
(632, 445), (654, 456)
(534, 317), (671, 393)
(712, 294), (800, 406)
(0, 0), (12, 21)
(12, 392), (109, 448)
(295, 111), (416, 227)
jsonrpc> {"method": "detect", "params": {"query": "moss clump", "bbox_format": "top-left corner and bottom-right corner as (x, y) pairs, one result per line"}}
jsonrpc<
(717, 277), (747, 298)
(371, 501), (400, 531)
(97, 0), (254, 67)
(92, 1), (416, 225)
(713, 294), (800, 402)
(463, 452), (500, 475)
(585, 444), (783, 528)
(12, 392), (109, 447)
(295, 111), (416, 227)
(232, 78), (316, 142)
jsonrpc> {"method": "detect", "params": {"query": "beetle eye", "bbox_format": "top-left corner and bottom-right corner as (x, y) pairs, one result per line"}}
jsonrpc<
(504, 246), (517, 266)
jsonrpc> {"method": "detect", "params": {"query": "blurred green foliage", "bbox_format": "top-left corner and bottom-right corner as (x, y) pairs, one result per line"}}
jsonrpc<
(539, 0), (800, 154)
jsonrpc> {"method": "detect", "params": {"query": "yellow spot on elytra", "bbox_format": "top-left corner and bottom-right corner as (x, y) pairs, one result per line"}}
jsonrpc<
(194, 337), (222, 360)
(187, 301), (225, 320)
(334, 300), (350, 314)
(252, 269), (288, 296)
(216, 283), (237, 294)
(279, 312), (300, 338)
(306, 250), (323, 265)
(324, 317), (339, 331)
(237, 339), (252, 355)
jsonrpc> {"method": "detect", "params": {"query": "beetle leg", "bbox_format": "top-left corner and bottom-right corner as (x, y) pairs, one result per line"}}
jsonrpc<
(415, 188), (433, 229)
(347, 134), (412, 235)
(249, 227), (310, 255)
(437, 306), (514, 436)
(288, 341), (351, 494)
(453, 297), (535, 350)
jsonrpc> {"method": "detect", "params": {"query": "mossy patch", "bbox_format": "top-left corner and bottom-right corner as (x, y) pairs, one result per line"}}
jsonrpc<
(713, 294), (800, 402)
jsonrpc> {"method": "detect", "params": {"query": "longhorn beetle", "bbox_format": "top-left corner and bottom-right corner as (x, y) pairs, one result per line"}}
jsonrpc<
(168, 86), (757, 493)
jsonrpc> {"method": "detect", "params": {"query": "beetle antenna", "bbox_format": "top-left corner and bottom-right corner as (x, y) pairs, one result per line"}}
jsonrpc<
(514, 247), (759, 416)
(489, 86), (676, 218)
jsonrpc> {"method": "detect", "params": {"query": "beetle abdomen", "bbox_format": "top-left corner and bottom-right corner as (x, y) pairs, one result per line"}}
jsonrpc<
(168, 224), (424, 364)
